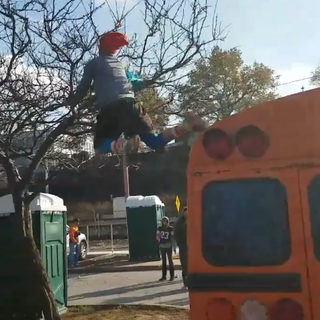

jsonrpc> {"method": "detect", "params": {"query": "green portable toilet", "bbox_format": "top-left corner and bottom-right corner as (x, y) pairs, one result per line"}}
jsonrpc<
(0, 193), (68, 314)
(126, 195), (165, 262)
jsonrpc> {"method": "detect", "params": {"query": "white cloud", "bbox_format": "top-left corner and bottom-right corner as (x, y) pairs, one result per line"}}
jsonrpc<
(276, 64), (316, 97)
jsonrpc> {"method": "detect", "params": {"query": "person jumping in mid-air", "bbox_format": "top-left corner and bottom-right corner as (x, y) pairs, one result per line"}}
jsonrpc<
(68, 30), (208, 154)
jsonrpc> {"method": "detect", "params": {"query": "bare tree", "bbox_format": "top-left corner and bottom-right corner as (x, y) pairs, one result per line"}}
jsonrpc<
(107, 0), (225, 111)
(0, 0), (100, 318)
(0, 0), (224, 318)
(124, 0), (224, 83)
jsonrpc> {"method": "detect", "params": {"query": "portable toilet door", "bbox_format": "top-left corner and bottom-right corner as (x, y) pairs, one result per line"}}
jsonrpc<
(37, 193), (68, 313)
(0, 193), (68, 314)
(126, 195), (165, 261)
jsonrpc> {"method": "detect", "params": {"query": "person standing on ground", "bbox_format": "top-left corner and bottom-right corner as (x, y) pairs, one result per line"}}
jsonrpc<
(174, 206), (188, 287)
(157, 216), (176, 281)
(69, 218), (80, 268)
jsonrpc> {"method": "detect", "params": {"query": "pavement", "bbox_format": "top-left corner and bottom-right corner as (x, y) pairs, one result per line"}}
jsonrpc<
(70, 251), (182, 274)
(68, 271), (189, 308)
(87, 250), (129, 256)
(87, 248), (180, 256)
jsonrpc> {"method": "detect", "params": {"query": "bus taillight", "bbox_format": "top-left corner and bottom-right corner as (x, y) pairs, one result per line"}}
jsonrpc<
(273, 298), (304, 320)
(235, 125), (269, 158)
(206, 298), (235, 320)
(202, 128), (234, 160)
(240, 299), (268, 320)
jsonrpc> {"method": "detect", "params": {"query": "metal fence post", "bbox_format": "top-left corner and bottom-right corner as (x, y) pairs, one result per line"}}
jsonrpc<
(86, 225), (90, 253)
(110, 223), (114, 254)
(97, 214), (100, 238)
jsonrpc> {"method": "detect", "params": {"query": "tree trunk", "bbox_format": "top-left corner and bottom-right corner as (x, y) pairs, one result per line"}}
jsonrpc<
(5, 191), (62, 320)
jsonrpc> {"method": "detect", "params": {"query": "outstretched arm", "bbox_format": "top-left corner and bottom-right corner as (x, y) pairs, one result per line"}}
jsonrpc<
(69, 60), (94, 106)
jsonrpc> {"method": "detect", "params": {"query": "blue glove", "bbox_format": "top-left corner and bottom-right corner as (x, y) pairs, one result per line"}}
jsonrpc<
(126, 71), (143, 92)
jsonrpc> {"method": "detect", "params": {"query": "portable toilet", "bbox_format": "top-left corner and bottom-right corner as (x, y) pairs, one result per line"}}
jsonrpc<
(112, 197), (126, 218)
(0, 193), (68, 314)
(126, 195), (165, 261)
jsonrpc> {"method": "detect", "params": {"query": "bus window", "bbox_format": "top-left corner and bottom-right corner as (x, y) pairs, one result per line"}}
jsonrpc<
(202, 178), (291, 267)
(307, 176), (320, 261)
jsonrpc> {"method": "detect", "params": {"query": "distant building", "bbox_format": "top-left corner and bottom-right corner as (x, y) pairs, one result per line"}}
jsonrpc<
(1, 129), (94, 168)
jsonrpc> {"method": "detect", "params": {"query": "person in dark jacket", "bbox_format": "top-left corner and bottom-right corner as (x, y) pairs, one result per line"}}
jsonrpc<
(157, 216), (176, 281)
(174, 206), (188, 287)
(67, 31), (209, 155)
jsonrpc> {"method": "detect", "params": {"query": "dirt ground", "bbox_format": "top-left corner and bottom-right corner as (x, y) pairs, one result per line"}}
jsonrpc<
(78, 254), (129, 268)
(63, 306), (190, 320)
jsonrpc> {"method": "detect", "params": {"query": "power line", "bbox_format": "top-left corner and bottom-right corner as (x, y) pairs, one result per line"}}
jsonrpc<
(277, 76), (312, 87)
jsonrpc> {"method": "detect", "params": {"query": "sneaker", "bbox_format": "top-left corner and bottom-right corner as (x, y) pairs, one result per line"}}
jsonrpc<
(112, 135), (141, 154)
(183, 112), (209, 132)
(159, 277), (166, 281)
(169, 276), (175, 281)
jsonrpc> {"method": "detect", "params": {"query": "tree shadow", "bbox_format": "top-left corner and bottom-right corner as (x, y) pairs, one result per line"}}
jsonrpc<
(100, 288), (187, 305)
(69, 280), (178, 301)
(167, 297), (189, 306)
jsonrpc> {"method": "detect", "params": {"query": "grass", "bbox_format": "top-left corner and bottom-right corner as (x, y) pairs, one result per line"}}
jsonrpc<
(62, 305), (190, 320)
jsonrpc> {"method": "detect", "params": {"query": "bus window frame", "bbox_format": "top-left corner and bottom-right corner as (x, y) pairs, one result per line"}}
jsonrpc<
(188, 167), (308, 275)
(305, 175), (320, 261)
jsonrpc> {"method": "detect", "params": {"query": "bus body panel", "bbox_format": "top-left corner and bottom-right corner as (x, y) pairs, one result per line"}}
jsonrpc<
(188, 166), (312, 319)
(298, 168), (320, 320)
(186, 89), (320, 319)
(188, 88), (320, 168)
(189, 293), (311, 320)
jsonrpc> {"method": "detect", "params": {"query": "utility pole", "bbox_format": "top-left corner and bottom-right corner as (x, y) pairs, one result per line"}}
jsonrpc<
(44, 160), (49, 193)
(122, 154), (130, 199)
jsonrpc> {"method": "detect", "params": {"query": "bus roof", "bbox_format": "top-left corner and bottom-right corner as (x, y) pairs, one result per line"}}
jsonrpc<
(189, 88), (320, 169)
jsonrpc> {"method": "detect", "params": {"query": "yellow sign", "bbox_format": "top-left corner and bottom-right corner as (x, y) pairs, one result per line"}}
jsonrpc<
(175, 196), (181, 213)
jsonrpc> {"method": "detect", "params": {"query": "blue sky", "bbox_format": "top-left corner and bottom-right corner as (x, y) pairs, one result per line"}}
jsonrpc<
(217, 0), (319, 96)
(96, 0), (319, 97)
(4, 0), (318, 97)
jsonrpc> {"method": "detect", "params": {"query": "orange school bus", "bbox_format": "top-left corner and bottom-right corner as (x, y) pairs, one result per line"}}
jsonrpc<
(187, 88), (320, 320)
